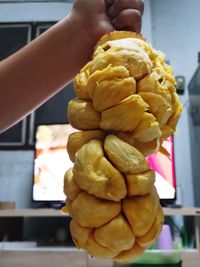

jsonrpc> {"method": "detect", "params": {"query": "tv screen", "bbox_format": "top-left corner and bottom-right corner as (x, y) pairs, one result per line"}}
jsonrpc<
(147, 136), (176, 201)
(33, 124), (76, 202)
(33, 124), (176, 202)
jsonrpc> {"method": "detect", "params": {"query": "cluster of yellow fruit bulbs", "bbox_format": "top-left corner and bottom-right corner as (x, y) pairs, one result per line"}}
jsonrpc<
(63, 31), (182, 263)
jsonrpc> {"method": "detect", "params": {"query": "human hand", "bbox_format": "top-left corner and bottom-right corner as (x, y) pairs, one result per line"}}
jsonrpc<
(71, 0), (144, 47)
(106, 0), (144, 32)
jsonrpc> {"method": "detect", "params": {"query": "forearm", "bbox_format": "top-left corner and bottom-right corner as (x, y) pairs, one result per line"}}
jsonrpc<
(0, 15), (94, 133)
(0, 0), (144, 133)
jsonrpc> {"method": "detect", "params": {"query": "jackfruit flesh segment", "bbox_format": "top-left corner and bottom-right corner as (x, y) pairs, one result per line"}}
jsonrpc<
(126, 169), (155, 196)
(94, 31), (145, 50)
(105, 37), (151, 53)
(67, 98), (101, 130)
(152, 54), (176, 84)
(136, 205), (164, 248)
(90, 47), (152, 80)
(104, 135), (149, 175)
(93, 77), (136, 112)
(84, 234), (119, 259)
(132, 112), (161, 142)
(87, 65), (129, 98)
(114, 131), (159, 157)
(63, 31), (183, 262)
(161, 125), (174, 139)
(139, 92), (173, 127)
(73, 61), (91, 100)
(133, 139), (160, 157)
(73, 139), (127, 201)
(91, 36), (152, 74)
(68, 191), (121, 228)
(65, 199), (73, 216)
(70, 219), (92, 248)
(122, 187), (159, 236)
(67, 130), (105, 162)
(101, 95), (149, 131)
(137, 71), (174, 104)
(167, 93), (183, 130)
(63, 168), (81, 200)
(113, 242), (145, 263)
(94, 215), (135, 252)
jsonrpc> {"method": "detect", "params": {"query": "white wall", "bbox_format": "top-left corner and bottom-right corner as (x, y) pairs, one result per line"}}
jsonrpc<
(0, 151), (34, 208)
(0, 2), (72, 22)
(142, 0), (153, 43)
(0, 0), (152, 29)
(151, 0), (200, 206)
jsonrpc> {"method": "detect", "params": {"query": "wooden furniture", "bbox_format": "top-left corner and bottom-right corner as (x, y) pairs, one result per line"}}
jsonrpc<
(0, 207), (199, 217)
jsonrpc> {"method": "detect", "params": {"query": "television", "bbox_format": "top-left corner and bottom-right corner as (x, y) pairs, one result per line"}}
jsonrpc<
(32, 124), (176, 204)
(147, 136), (176, 203)
(32, 124), (76, 202)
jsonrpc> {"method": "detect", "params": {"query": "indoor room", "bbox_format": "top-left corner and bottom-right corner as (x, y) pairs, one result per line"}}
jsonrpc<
(0, 0), (200, 266)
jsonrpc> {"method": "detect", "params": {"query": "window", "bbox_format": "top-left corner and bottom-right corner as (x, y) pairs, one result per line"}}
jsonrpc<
(0, 24), (31, 146)
(0, 23), (75, 148)
(28, 25), (75, 145)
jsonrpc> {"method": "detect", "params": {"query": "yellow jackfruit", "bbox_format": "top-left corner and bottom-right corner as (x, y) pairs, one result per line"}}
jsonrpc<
(104, 135), (149, 175)
(64, 133), (162, 261)
(70, 219), (92, 248)
(139, 92), (173, 127)
(90, 47), (152, 80)
(63, 31), (182, 262)
(114, 132), (160, 157)
(136, 206), (164, 248)
(101, 95), (149, 131)
(113, 242), (145, 263)
(94, 215), (135, 252)
(67, 98), (101, 130)
(93, 77), (136, 111)
(126, 169), (155, 196)
(63, 168), (81, 200)
(132, 112), (161, 142)
(67, 31), (182, 153)
(67, 191), (121, 228)
(73, 62), (91, 100)
(84, 234), (119, 259)
(122, 188), (159, 236)
(87, 65), (130, 98)
(73, 139), (127, 201)
(67, 130), (105, 162)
